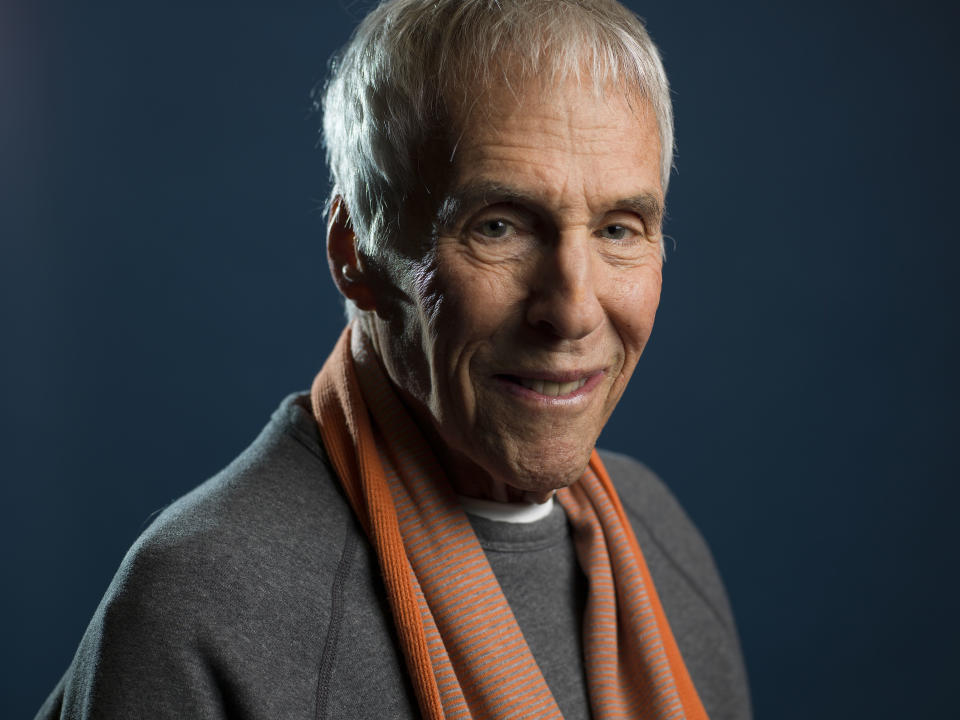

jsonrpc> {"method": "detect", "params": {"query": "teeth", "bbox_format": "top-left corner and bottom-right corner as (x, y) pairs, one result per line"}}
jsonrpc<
(517, 376), (588, 396)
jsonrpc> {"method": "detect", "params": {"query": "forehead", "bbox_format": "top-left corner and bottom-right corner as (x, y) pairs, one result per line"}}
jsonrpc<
(444, 77), (663, 209)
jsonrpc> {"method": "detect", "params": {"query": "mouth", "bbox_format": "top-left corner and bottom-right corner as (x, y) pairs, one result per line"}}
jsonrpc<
(495, 371), (604, 400)
(511, 376), (588, 397)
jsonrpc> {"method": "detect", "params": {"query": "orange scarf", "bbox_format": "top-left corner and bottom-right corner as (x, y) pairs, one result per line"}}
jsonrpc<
(310, 326), (708, 720)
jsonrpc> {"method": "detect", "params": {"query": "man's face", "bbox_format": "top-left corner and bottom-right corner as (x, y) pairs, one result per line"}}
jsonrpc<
(365, 78), (664, 501)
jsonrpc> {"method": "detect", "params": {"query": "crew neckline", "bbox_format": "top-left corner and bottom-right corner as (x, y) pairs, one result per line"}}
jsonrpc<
(285, 392), (570, 552)
(456, 494), (555, 524)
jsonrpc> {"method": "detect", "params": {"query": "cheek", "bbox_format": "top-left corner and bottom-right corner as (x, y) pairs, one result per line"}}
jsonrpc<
(428, 253), (525, 338)
(613, 269), (663, 354)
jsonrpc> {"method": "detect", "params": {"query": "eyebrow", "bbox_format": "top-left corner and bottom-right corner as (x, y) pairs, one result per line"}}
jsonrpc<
(435, 181), (536, 230)
(614, 193), (664, 232)
(434, 180), (664, 232)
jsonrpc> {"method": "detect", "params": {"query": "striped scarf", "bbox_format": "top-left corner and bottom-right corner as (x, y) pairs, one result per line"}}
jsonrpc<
(310, 326), (708, 720)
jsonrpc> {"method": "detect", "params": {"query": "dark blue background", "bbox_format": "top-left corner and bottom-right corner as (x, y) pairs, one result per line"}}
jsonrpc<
(3, 0), (957, 717)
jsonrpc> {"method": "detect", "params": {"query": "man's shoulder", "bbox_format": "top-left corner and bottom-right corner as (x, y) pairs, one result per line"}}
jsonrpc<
(130, 393), (352, 586)
(598, 448), (733, 629)
(598, 448), (685, 527)
(47, 394), (367, 719)
(599, 450), (708, 557)
(92, 392), (356, 634)
(598, 449), (752, 719)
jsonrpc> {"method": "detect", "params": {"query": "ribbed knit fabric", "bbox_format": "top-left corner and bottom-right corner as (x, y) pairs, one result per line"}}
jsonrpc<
(310, 326), (709, 720)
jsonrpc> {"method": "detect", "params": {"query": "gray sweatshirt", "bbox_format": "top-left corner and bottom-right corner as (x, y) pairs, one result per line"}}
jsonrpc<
(36, 393), (751, 719)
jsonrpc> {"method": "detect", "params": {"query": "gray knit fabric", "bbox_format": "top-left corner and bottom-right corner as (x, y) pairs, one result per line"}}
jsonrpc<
(35, 393), (751, 720)
(466, 504), (591, 719)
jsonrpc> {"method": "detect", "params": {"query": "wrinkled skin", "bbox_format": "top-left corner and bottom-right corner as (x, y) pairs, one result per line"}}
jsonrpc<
(331, 78), (665, 504)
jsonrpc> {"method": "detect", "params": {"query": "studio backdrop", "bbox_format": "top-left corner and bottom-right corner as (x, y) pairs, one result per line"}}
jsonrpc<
(2, 0), (957, 717)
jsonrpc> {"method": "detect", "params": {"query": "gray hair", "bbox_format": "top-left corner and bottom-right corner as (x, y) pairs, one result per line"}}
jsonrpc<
(320, 0), (673, 263)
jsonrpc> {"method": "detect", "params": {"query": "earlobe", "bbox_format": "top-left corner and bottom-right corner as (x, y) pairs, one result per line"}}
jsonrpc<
(327, 196), (378, 312)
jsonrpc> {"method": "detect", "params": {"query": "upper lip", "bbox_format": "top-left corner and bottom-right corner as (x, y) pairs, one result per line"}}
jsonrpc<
(496, 369), (604, 383)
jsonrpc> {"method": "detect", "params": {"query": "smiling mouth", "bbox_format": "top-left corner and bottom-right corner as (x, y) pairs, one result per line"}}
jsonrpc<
(498, 374), (594, 398)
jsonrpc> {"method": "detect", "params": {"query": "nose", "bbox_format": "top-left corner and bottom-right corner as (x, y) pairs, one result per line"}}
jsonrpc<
(524, 235), (605, 340)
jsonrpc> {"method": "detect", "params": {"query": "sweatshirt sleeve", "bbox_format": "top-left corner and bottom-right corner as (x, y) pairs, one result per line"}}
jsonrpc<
(33, 397), (360, 720)
(44, 536), (231, 720)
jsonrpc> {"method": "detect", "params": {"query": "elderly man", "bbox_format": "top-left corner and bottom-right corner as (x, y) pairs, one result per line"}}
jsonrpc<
(37, 1), (750, 718)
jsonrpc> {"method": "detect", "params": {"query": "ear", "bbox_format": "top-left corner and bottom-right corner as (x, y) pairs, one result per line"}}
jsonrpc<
(327, 196), (378, 312)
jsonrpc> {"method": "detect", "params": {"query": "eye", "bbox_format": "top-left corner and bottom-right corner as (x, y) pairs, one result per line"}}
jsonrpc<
(597, 223), (645, 243)
(599, 224), (628, 240)
(475, 219), (512, 239)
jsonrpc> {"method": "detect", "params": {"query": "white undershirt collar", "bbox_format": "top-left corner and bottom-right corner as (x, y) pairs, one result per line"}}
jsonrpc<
(456, 494), (555, 524)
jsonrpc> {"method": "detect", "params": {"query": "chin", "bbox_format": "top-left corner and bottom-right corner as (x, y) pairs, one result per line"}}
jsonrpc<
(498, 443), (595, 499)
